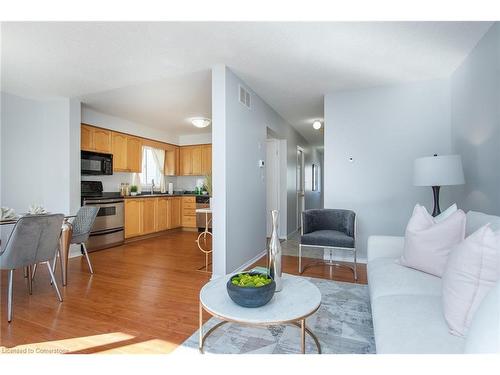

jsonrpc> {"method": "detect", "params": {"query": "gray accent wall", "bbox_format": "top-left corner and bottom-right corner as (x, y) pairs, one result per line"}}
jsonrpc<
(324, 80), (453, 259)
(212, 65), (321, 276)
(450, 22), (500, 214)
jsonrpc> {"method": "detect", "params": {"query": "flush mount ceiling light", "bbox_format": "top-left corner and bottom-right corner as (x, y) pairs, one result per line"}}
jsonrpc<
(191, 117), (211, 128)
(312, 120), (322, 130)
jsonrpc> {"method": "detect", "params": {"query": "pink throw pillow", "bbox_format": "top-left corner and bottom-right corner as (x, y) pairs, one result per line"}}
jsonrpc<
(400, 204), (466, 277)
(442, 224), (500, 336)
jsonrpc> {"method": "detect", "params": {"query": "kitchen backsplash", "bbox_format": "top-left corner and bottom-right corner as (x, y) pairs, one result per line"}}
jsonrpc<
(82, 173), (206, 192)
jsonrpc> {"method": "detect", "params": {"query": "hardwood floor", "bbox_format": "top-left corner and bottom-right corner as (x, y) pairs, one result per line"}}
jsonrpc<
(0, 230), (366, 354)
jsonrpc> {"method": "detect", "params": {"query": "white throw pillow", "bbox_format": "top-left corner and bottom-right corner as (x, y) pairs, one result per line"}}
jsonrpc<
(442, 224), (500, 337)
(434, 203), (458, 223)
(400, 204), (466, 277)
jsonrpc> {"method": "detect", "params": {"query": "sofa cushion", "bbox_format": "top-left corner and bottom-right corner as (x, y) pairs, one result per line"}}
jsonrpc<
(368, 257), (442, 300)
(371, 294), (465, 354)
(301, 229), (354, 248)
(465, 282), (500, 353)
(442, 224), (500, 337)
(466, 211), (500, 236)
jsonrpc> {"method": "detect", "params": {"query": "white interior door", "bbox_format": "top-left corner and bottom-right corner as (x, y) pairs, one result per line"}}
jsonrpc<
(266, 139), (279, 237)
(297, 147), (305, 230)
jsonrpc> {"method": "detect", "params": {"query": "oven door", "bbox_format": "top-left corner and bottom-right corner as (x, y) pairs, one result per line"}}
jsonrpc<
(84, 200), (124, 231)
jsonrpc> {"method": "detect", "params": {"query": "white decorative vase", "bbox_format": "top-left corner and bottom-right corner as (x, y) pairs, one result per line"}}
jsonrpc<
(268, 210), (283, 292)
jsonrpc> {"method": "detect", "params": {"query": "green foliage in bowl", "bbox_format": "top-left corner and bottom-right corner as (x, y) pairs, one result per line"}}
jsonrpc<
(231, 273), (272, 288)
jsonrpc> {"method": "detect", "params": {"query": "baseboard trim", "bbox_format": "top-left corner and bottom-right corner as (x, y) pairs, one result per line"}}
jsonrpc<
(232, 249), (267, 274)
(287, 229), (299, 240)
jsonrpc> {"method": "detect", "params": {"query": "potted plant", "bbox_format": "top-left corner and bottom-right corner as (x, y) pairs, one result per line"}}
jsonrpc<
(130, 185), (138, 196)
(203, 173), (212, 207)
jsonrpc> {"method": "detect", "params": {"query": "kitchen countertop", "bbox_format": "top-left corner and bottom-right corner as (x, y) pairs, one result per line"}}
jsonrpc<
(123, 193), (211, 199)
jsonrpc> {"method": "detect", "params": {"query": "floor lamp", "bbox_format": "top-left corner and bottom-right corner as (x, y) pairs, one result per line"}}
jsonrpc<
(414, 154), (465, 216)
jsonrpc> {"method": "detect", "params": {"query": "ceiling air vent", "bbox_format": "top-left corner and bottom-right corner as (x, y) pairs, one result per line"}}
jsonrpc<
(239, 85), (251, 109)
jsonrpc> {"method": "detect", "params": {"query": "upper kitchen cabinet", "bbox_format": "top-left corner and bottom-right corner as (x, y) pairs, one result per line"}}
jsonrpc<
(81, 124), (112, 153)
(201, 144), (212, 175)
(179, 144), (211, 176)
(111, 133), (142, 173)
(164, 146), (179, 176)
(127, 136), (142, 173)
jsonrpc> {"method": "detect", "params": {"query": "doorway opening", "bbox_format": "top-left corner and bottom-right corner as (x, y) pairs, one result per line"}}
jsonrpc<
(266, 135), (287, 239)
(296, 146), (305, 231)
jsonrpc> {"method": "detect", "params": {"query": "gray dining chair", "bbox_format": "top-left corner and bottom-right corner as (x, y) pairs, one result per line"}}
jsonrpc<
(299, 209), (357, 280)
(0, 214), (64, 322)
(63, 206), (99, 274)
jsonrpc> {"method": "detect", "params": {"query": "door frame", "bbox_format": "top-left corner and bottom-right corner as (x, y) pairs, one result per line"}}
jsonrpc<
(296, 146), (305, 230)
(266, 139), (280, 237)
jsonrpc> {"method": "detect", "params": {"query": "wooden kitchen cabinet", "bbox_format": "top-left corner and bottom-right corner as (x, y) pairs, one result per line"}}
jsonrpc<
(157, 197), (170, 231)
(181, 196), (197, 228)
(127, 136), (142, 173)
(191, 146), (202, 175)
(201, 144), (212, 175)
(81, 125), (93, 151)
(112, 132), (128, 171)
(180, 146), (193, 175)
(124, 199), (142, 239)
(170, 197), (181, 228)
(179, 144), (211, 176)
(164, 147), (179, 176)
(81, 125), (112, 153)
(142, 198), (157, 234)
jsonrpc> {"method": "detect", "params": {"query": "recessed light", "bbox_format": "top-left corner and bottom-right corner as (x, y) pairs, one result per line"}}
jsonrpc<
(191, 117), (211, 128)
(312, 120), (322, 130)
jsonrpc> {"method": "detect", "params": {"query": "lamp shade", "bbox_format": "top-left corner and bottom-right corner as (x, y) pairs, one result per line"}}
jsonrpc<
(413, 154), (465, 187)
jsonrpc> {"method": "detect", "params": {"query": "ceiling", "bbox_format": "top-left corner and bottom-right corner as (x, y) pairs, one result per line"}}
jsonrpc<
(1, 22), (493, 145)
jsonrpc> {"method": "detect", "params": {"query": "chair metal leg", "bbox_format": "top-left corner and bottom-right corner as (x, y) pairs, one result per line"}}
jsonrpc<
(46, 262), (63, 302)
(81, 243), (94, 274)
(7, 270), (13, 322)
(27, 265), (33, 295)
(353, 248), (358, 281)
(31, 263), (38, 279)
(298, 244), (302, 273)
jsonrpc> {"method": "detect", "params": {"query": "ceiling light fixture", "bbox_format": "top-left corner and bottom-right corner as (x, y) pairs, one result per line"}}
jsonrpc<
(191, 117), (211, 128)
(312, 120), (322, 130)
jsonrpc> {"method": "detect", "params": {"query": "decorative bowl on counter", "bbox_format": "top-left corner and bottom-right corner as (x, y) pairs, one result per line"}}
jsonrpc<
(226, 272), (276, 308)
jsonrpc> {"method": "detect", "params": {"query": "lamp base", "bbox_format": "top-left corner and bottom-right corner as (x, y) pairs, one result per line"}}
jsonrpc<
(432, 185), (441, 217)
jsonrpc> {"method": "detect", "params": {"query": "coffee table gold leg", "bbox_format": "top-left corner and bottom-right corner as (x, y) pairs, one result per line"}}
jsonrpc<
(301, 319), (305, 354)
(199, 302), (203, 352)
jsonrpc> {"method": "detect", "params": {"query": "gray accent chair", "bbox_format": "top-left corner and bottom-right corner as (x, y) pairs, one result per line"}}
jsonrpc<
(53, 206), (98, 275)
(299, 209), (357, 280)
(0, 214), (65, 322)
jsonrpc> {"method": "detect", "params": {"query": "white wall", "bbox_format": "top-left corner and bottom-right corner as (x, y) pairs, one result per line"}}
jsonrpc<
(450, 22), (500, 214)
(324, 80), (452, 260)
(178, 133), (212, 145)
(1, 92), (81, 216)
(212, 65), (317, 276)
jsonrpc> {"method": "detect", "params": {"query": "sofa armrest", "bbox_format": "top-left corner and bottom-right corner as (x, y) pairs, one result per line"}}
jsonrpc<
(367, 235), (405, 262)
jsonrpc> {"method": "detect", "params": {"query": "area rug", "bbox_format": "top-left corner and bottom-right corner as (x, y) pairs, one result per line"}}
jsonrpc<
(177, 276), (376, 354)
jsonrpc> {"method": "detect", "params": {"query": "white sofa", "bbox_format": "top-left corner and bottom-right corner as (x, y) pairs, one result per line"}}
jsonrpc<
(367, 211), (500, 354)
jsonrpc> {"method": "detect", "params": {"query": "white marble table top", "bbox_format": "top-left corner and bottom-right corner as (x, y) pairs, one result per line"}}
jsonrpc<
(195, 208), (212, 214)
(200, 273), (321, 324)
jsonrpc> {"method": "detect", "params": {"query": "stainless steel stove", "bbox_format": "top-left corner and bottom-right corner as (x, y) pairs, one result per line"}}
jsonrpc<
(81, 181), (124, 252)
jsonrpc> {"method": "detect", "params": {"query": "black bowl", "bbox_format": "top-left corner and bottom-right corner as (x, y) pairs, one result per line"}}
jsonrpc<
(226, 272), (276, 308)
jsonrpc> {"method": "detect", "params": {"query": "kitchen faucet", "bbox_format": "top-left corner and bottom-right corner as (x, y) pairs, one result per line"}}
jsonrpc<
(151, 179), (155, 194)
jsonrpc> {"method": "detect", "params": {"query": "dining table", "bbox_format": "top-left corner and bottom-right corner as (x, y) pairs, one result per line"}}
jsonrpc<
(0, 214), (75, 286)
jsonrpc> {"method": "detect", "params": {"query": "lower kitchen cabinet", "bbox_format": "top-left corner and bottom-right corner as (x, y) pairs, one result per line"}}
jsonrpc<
(170, 197), (181, 228)
(124, 199), (142, 238)
(125, 196), (184, 239)
(142, 198), (157, 235)
(157, 197), (170, 231)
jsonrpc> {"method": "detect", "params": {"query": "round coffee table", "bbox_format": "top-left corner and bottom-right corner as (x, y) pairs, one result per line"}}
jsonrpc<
(199, 273), (322, 354)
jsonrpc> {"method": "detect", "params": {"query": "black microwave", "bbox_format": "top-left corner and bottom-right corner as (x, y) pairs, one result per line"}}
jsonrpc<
(81, 151), (113, 175)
